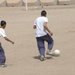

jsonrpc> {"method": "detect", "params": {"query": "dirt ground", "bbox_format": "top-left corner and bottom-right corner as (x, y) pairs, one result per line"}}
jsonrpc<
(0, 5), (75, 75)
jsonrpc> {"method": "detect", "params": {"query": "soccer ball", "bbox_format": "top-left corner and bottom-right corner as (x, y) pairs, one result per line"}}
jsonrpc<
(53, 49), (60, 56)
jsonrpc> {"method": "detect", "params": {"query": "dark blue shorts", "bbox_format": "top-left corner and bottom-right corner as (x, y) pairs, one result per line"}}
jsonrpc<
(36, 34), (54, 55)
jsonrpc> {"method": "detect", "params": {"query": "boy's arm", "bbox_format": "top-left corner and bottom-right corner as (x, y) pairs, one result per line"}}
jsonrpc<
(33, 19), (37, 29)
(44, 22), (53, 36)
(4, 37), (14, 44)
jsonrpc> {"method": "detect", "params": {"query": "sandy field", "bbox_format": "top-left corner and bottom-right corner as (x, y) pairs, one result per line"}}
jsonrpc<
(0, 5), (75, 75)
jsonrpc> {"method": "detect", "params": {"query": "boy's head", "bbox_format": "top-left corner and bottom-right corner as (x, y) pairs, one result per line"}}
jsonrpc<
(0, 20), (6, 29)
(41, 10), (47, 17)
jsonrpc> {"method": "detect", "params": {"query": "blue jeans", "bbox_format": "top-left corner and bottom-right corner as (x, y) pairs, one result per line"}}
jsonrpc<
(0, 43), (6, 65)
(36, 34), (54, 55)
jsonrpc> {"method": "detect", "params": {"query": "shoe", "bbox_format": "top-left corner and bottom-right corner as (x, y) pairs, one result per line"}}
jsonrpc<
(46, 51), (53, 55)
(40, 56), (45, 61)
(0, 64), (7, 68)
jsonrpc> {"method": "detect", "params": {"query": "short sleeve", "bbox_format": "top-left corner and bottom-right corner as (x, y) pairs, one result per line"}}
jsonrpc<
(44, 17), (48, 22)
(34, 19), (37, 26)
(0, 29), (6, 37)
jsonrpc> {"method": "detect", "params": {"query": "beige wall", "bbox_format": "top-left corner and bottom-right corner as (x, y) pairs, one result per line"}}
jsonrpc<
(23, 0), (35, 3)
(0, 0), (75, 7)
(59, 0), (70, 1)
(0, 0), (5, 3)
(0, 0), (71, 3)
(6, 0), (54, 3)
(41, 0), (54, 2)
(6, 0), (21, 3)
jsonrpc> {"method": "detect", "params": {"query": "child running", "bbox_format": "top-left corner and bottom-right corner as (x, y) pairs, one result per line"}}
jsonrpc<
(0, 20), (14, 67)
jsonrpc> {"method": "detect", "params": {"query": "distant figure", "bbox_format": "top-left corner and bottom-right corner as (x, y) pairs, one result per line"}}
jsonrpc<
(0, 20), (14, 67)
(33, 10), (54, 61)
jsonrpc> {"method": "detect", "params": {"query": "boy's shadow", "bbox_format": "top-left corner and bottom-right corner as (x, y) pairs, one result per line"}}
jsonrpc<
(33, 55), (53, 61)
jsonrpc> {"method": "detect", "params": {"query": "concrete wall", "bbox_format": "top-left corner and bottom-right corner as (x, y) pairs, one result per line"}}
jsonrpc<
(6, 0), (23, 7)
(0, 0), (75, 7)
(70, 0), (75, 4)
(0, 0), (6, 7)
(58, 0), (70, 5)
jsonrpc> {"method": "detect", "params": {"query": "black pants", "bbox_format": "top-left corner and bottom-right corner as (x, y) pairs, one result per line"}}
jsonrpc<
(0, 43), (6, 65)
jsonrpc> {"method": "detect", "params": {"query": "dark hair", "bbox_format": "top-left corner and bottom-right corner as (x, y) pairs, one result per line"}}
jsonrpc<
(41, 10), (47, 16)
(0, 20), (6, 26)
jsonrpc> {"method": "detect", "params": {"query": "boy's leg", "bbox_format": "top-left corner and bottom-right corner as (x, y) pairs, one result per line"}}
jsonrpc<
(36, 37), (45, 61)
(43, 34), (54, 54)
(0, 43), (6, 65)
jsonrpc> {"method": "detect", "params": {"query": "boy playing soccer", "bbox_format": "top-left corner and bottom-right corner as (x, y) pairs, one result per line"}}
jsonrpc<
(33, 10), (54, 61)
(0, 20), (14, 67)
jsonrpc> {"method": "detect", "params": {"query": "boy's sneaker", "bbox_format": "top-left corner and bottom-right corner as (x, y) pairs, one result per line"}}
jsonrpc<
(0, 64), (7, 68)
(40, 56), (45, 61)
(46, 51), (53, 55)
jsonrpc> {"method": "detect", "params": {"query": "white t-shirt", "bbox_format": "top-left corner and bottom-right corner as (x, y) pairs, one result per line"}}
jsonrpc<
(34, 16), (48, 37)
(0, 28), (6, 37)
